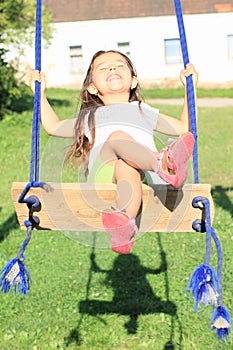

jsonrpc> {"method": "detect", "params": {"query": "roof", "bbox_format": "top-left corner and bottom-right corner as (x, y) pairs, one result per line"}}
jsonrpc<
(44, 0), (233, 23)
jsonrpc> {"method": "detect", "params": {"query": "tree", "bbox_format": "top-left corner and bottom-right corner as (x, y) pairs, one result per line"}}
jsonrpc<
(0, 0), (53, 118)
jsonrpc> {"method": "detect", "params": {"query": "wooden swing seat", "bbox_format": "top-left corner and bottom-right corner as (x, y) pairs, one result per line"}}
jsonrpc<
(11, 182), (214, 233)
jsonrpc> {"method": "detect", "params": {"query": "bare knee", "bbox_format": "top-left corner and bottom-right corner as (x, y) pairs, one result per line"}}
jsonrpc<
(113, 159), (142, 182)
(106, 130), (133, 142)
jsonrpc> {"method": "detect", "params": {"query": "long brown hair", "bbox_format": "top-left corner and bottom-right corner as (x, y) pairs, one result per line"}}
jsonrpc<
(68, 50), (143, 174)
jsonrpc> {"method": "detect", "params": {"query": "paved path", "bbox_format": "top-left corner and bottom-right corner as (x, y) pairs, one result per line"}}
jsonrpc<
(146, 98), (233, 107)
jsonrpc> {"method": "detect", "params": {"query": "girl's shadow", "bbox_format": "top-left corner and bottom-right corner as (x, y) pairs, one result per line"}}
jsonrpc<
(80, 253), (177, 334)
(66, 234), (183, 348)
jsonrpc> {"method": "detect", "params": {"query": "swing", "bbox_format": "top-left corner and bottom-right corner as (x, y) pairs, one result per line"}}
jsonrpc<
(1, 0), (231, 338)
(11, 182), (214, 233)
(10, 0), (214, 234)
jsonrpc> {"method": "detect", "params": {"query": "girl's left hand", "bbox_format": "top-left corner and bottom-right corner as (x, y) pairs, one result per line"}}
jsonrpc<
(180, 63), (198, 87)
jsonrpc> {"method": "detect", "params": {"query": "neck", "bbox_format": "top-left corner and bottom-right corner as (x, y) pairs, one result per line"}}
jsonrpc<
(98, 92), (130, 105)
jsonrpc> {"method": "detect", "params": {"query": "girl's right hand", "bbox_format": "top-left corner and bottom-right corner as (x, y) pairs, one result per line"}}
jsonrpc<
(30, 70), (46, 94)
(180, 63), (198, 87)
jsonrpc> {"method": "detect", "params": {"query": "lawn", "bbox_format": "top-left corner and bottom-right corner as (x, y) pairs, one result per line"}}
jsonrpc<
(0, 88), (232, 350)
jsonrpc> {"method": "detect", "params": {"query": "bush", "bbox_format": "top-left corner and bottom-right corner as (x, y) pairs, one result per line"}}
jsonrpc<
(0, 47), (21, 119)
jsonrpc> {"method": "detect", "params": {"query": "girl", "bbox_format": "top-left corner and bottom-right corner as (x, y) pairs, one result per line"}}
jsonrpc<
(30, 50), (198, 255)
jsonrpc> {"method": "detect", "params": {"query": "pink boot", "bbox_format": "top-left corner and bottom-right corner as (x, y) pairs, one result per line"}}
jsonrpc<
(156, 132), (194, 188)
(101, 209), (139, 254)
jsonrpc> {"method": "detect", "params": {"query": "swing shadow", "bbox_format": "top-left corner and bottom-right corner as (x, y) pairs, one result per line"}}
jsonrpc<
(213, 186), (233, 218)
(65, 233), (183, 349)
(134, 185), (185, 232)
(0, 212), (19, 242)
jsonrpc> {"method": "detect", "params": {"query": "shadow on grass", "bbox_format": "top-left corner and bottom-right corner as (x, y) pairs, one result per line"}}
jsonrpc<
(8, 85), (73, 115)
(65, 233), (183, 349)
(0, 212), (19, 242)
(213, 186), (233, 218)
(47, 97), (74, 108)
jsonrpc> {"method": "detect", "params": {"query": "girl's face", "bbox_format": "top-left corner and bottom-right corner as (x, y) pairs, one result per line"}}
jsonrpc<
(87, 52), (138, 104)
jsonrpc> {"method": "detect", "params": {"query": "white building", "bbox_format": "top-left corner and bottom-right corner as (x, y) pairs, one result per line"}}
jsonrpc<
(25, 1), (233, 88)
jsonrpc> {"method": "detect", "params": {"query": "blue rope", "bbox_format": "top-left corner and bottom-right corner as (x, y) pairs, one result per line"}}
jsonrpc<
(175, 1), (230, 337)
(23, 0), (43, 207)
(0, 0), (43, 295)
(30, 0), (42, 182)
(174, 0), (199, 184)
(192, 196), (212, 265)
(210, 227), (223, 305)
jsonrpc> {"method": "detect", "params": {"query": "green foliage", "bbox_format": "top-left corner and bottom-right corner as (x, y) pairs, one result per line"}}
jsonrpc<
(0, 48), (20, 118)
(0, 0), (53, 47)
(0, 0), (53, 118)
(0, 48), (35, 119)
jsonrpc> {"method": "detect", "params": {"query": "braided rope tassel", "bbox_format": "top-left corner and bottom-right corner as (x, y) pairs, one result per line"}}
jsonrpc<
(190, 197), (231, 339)
(210, 227), (231, 339)
(0, 225), (32, 294)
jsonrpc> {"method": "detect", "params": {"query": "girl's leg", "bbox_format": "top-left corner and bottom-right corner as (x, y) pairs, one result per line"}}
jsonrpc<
(113, 159), (142, 219)
(100, 132), (146, 254)
(101, 130), (194, 189)
(100, 130), (157, 172)
(101, 160), (141, 254)
(100, 129), (154, 218)
(100, 130), (194, 254)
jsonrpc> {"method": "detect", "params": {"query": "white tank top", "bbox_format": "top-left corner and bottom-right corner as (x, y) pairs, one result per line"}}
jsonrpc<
(85, 101), (159, 173)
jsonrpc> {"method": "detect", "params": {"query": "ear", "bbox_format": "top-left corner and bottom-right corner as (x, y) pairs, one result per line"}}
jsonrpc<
(131, 76), (138, 89)
(87, 83), (98, 95)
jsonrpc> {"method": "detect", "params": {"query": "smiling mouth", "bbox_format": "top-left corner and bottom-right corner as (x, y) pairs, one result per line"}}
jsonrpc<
(107, 74), (121, 81)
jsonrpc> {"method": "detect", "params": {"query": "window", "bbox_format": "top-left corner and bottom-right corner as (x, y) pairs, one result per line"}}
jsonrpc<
(117, 42), (130, 57)
(164, 38), (182, 64)
(69, 45), (84, 73)
(227, 35), (233, 60)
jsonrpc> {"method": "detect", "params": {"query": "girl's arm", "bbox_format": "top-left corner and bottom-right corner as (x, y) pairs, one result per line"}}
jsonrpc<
(156, 63), (198, 136)
(30, 70), (75, 137)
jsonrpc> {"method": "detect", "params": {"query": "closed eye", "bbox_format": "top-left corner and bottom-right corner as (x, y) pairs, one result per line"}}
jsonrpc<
(99, 66), (107, 71)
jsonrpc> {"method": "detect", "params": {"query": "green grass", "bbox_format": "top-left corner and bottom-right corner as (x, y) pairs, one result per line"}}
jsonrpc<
(0, 89), (232, 350)
(143, 87), (233, 99)
(46, 86), (233, 100)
